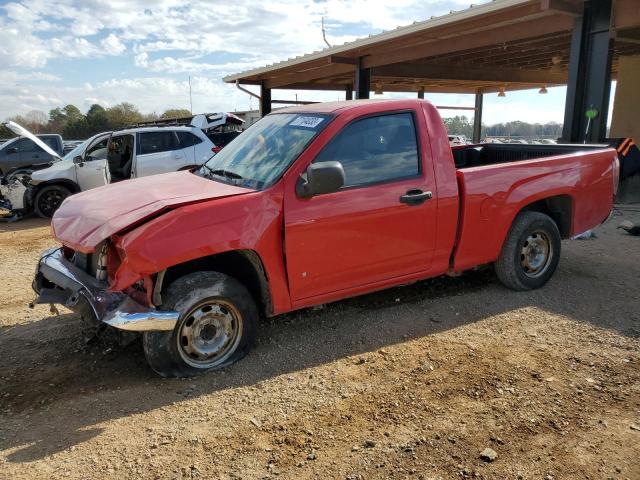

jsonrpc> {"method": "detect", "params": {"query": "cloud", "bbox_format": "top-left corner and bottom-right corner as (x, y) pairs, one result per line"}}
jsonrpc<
(101, 34), (126, 55)
(4, 0), (575, 126)
(1, 0), (485, 71)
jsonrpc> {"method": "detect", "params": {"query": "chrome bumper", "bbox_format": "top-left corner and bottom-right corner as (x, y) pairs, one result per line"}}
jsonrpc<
(32, 248), (179, 332)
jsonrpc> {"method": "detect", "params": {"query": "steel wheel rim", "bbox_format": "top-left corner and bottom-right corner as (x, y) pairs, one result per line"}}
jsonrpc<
(39, 190), (66, 216)
(520, 230), (552, 278)
(176, 299), (242, 368)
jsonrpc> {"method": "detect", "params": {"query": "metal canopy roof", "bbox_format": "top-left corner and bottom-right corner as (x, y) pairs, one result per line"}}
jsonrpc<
(224, 0), (640, 94)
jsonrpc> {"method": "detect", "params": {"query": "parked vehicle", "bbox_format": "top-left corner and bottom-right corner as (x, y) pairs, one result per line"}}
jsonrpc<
(0, 122), (217, 218)
(448, 134), (467, 146)
(131, 112), (245, 152)
(0, 124), (63, 176)
(33, 99), (618, 377)
(63, 140), (84, 155)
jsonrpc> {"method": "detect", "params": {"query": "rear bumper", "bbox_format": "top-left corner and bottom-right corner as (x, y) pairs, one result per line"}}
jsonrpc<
(32, 248), (179, 332)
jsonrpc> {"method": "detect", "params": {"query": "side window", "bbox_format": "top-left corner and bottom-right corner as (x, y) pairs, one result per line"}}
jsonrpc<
(314, 112), (420, 187)
(139, 131), (179, 155)
(176, 131), (203, 148)
(86, 137), (109, 160)
(17, 138), (39, 153)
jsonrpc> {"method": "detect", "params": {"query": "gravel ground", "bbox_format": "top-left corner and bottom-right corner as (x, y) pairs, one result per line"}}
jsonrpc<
(0, 210), (639, 480)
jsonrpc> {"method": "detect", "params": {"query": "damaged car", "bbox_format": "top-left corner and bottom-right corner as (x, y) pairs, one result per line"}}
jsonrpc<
(0, 120), (219, 218)
(32, 99), (618, 377)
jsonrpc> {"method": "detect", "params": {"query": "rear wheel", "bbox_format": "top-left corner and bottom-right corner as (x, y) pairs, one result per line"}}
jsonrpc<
(495, 211), (561, 291)
(34, 185), (71, 218)
(143, 272), (258, 377)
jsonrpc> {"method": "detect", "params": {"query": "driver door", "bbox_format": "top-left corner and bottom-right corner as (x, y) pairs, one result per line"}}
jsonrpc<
(284, 111), (438, 305)
(75, 134), (110, 190)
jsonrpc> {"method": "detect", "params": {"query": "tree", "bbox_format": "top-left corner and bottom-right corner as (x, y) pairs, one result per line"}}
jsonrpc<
(106, 102), (143, 128)
(442, 115), (473, 138)
(62, 104), (83, 122)
(48, 107), (67, 132)
(86, 104), (110, 135)
(5, 110), (48, 134)
(141, 112), (160, 122)
(160, 109), (192, 119)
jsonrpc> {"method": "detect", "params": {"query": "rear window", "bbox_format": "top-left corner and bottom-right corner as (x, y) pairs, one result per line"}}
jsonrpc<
(176, 131), (202, 148)
(42, 137), (58, 149)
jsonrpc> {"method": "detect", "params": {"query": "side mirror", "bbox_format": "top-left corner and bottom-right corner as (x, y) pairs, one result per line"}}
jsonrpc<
(73, 155), (83, 165)
(6, 147), (18, 154)
(296, 161), (345, 198)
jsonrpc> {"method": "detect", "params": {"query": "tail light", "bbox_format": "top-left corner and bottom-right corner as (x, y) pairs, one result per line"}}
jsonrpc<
(212, 146), (222, 154)
(612, 154), (620, 196)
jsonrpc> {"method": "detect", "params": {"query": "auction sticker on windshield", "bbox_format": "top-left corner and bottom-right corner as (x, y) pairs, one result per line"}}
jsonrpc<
(289, 116), (325, 128)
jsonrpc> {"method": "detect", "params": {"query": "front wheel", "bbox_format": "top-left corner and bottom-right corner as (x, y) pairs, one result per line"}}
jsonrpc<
(495, 211), (561, 291)
(143, 272), (258, 377)
(34, 185), (71, 218)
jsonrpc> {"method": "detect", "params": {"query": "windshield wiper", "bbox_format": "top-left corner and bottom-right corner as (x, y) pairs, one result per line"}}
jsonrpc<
(209, 168), (244, 180)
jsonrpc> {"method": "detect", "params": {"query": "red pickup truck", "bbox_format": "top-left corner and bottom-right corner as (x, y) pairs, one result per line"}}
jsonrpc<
(33, 99), (619, 377)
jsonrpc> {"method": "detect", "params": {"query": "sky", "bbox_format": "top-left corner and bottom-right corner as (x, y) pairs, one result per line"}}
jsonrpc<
(0, 0), (612, 125)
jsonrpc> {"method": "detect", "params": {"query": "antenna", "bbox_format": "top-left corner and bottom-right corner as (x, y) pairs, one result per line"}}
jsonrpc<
(322, 17), (331, 48)
(189, 75), (193, 114)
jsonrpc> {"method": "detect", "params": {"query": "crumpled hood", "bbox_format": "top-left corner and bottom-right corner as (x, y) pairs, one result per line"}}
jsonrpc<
(52, 171), (252, 252)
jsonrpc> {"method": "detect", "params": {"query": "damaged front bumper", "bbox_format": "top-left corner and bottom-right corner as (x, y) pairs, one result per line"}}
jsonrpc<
(32, 248), (179, 332)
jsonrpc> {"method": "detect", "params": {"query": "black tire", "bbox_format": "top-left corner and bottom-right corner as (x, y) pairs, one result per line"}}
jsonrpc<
(495, 211), (561, 291)
(34, 185), (71, 218)
(143, 272), (258, 377)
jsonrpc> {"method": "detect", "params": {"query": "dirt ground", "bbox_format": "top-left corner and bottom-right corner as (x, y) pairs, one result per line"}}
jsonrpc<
(0, 210), (639, 480)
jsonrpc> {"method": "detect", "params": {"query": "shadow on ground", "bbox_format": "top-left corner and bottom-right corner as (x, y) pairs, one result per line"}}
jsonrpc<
(1, 230), (638, 462)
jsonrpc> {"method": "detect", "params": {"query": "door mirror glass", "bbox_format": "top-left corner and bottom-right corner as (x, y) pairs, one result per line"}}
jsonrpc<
(296, 161), (345, 198)
(73, 155), (83, 164)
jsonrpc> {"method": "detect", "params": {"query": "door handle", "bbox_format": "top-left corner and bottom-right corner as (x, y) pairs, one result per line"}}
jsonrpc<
(399, 189), (432, 206)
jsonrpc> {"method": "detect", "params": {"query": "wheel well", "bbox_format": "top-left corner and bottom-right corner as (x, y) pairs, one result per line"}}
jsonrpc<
(35, 179), (81, 194)
(161, 250), (272, 316)
(519, 195), (573, 238)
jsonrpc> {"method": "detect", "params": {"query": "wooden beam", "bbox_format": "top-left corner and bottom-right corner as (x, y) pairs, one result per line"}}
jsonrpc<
(357, 3), (549, 59)
(362, 15), (574, 69)
(540, 0), (583, 16)
(328, 55), (358, 65)
(616, 36), (640, 46)
(372, 63), (567, 84)
(264, 63), (355, 89)
(436, 34), (570, 65)
(612, 0), (640, 30)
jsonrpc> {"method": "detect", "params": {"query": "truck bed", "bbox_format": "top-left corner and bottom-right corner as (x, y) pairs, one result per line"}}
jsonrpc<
(451, 147), (617, 272)
(452, 143), (608, 169)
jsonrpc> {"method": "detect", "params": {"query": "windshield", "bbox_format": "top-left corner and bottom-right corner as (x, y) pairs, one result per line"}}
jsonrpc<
(199, 112), (331, 189)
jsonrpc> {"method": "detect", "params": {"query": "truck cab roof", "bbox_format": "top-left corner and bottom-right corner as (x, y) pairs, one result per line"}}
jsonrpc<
(277, 98), (429, 115)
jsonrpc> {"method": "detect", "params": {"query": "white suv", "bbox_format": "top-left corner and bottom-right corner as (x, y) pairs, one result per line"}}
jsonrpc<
(24, 125), (216, 217)
(105, 126), (215, 181)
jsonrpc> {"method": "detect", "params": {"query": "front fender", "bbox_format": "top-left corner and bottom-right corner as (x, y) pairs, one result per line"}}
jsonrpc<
(30, 160), (77, 186)
(109, 185), (292, 314)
